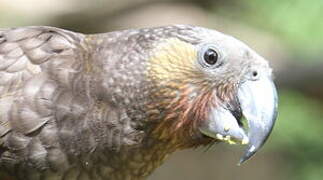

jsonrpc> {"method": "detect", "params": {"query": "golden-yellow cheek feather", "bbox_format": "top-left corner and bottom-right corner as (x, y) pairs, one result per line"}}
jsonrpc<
(148, 38), (199, 83)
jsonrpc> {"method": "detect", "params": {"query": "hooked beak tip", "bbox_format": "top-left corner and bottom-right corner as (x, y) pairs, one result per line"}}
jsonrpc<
(238, 146), (257, 165)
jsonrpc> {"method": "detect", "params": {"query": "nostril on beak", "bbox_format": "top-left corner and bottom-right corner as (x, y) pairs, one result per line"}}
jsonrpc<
(252, 71), (258, 77)
(250, 70), (259, 80)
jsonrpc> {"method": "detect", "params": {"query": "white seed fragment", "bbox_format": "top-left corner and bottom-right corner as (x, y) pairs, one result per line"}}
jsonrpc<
(241, 137), (249, 145)
(216, 134), (224, 140)
(224, 135), (231, 141)
(224, 136), (236, 144)
(228, 140), (236, 145)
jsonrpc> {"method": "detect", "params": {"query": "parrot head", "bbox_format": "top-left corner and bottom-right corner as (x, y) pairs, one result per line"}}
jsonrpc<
(96, 25), (278, 164)
(141, 25), (278, 163)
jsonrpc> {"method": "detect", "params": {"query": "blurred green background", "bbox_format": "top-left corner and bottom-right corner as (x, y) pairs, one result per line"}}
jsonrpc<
(1, 0), (323, 179)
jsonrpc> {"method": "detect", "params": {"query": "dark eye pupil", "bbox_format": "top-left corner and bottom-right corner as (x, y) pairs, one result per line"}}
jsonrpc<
(204, 49), (218, 65)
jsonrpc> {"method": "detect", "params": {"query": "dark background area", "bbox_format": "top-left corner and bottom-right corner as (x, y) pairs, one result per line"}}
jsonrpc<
(1, 0), (323, 179)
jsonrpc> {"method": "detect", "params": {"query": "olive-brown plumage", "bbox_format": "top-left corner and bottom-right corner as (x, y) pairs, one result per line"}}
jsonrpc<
(0, 25), (278, 180)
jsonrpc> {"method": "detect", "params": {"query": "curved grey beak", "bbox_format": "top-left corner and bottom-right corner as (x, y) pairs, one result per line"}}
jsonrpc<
(237, 76), (278, 164)
(199, 76), (278, 164)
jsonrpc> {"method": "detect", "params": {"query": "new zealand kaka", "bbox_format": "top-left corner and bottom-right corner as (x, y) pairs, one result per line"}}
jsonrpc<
(0, 25), (278, 180)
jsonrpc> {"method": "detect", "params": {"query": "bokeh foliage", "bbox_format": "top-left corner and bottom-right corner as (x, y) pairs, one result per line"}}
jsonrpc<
(271, 91), (323, 180)
(217, 0), (323, 59)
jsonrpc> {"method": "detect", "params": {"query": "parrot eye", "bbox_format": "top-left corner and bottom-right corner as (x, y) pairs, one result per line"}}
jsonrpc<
(198, 44), (223, 68)
(204, 48), (218, 65)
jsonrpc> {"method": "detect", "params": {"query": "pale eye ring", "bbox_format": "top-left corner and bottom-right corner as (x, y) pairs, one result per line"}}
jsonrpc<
(198, 44), (223, 68)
